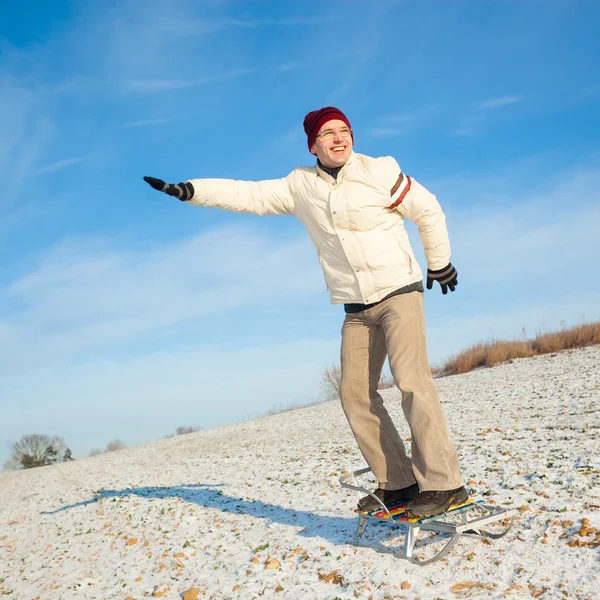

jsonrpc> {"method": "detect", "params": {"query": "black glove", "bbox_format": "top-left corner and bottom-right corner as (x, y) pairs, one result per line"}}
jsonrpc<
(143, 176), (195, 201)
(426, 263), (458, 295)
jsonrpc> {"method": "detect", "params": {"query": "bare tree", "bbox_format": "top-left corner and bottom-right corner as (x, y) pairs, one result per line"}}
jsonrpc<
(5, 434), (73, 470)
(89, 448), (103, 457)
(320, 363), (342, 400)
(12, 434), (51, 468)
(377, 371), (396, 389)
(321, 362), (396, 400)
(47, 436), (73, 463)
(106, 439), (126, 452)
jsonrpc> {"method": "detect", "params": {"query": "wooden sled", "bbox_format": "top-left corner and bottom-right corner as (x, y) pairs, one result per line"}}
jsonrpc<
(340, 468), (516, 564)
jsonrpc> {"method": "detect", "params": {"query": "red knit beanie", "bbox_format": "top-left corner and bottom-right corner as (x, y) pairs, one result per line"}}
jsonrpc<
(303, 106), (353, 151)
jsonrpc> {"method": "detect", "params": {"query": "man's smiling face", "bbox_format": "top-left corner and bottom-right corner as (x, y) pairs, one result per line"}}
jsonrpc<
(310, 119), (353, 168)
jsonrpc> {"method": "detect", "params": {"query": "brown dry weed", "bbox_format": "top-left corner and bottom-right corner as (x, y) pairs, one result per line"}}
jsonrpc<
(433, 321), (600, 376)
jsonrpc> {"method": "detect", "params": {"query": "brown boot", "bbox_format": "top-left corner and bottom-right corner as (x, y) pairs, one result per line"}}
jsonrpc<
(406, 486), (468, 518)
(357, 483), (419, 513)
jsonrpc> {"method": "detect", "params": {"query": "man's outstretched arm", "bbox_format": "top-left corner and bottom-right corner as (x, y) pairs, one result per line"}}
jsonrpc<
(143, 174), (295, 216)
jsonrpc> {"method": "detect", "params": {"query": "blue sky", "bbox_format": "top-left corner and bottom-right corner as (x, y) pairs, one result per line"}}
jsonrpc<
(1, 0), (599, 465)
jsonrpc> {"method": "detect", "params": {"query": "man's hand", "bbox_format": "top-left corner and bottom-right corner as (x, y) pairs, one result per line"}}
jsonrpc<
(426, 263), (458, 295)
(143, 176), (194, 201)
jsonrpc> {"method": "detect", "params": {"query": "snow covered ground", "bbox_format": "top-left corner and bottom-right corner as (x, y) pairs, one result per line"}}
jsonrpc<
(1, 345), (599, 599)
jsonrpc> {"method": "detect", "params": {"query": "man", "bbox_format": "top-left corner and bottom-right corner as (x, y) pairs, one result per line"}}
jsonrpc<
(144, 106), (467, 518)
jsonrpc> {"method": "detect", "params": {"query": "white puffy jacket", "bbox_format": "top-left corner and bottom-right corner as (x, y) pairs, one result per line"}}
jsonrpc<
(187, 152), (451, 305)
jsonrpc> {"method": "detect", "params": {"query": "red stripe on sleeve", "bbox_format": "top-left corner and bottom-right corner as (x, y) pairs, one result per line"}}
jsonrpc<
(388, 175), (412, 209)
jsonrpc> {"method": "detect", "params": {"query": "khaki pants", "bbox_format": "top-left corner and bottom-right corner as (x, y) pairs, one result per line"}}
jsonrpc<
(340, 291), (463, 492)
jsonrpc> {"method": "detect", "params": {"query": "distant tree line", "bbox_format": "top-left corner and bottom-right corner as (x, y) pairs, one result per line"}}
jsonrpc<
(4, 425), (202, 471)
(164, 425), (201, 439)
(88, 439), (127, 457)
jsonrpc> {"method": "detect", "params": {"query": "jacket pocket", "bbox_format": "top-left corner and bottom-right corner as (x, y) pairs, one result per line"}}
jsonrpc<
(393, 232), (414, 274)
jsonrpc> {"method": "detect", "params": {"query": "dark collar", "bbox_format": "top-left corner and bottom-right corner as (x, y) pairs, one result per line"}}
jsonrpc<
(317, 159), (343, 181)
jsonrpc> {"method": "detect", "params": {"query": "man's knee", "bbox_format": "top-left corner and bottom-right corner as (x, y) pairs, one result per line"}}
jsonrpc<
(339, 373), (370, 409)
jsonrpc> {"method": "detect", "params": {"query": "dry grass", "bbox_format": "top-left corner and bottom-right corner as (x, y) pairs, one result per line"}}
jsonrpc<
(532, 321), (600, 353)
(433, 321), (600, 376)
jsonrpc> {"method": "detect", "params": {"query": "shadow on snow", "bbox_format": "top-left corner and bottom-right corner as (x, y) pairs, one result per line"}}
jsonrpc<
(41, 483), (370, 547)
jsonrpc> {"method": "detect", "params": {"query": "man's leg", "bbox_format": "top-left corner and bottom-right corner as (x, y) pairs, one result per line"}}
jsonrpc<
(340, 312), (415, 490)
(375, 292), (463, 492)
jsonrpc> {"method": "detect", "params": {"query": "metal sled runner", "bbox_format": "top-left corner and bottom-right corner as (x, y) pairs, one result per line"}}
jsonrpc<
(340, 468), (516, 565)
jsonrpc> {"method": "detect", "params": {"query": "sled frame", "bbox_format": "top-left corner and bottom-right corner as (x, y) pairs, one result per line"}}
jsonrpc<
(340, 467), (516, 565)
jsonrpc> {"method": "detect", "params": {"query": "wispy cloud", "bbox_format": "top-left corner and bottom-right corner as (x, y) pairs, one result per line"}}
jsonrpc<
(329, 2), (400, 102)
(417, 166), (600, 291)
(405, 165), (600, 362)
(1, 335), (338, 461)
(129, 70), (253, 93)
(123, 116), (187, 128)
(0, 78), (57, 211)
(382, 114), (419, 123)
(452, 127), (477, 137)
(154, 16), (332, 33)
(35, 157), (83, 175)
(272, 124), (304, 146)
(477, 95), (521, 109)
(450, 179), (600, 283)
(94, 5), (328, 96)
(452, 96), (521, 135)
(0, 224), (323, 375)
(369, 127), (409, 138)
(227, 17), (332, 27)
(272, 62), (302, 72)
(370, 108), (439, 137)
(451, 112), (486, 136)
